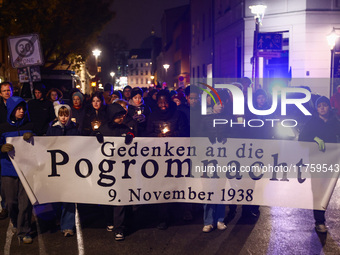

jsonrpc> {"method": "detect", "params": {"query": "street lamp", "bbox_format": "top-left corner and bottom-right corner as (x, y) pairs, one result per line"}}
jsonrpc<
(327, 28), (340, 97)
(249, 4), (267, 90)
(92, 49), (101, 58)
(110, 71), (115, 89)
(163, 64), (170, 73)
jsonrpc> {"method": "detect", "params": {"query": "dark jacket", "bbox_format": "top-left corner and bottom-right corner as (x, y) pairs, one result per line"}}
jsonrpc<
(127, 100), (151, 136)
(0, 97), (8, 124)
(146, 101), (189, 137)
(28, 98), (55, 135)
(71, 106), (86, 133)
(82, 104), (107, 136)
(299, 114), (340, 143)
(46, 120), (79, 136)
(98, 103), (135, 137)
(0, 97), (34, 177)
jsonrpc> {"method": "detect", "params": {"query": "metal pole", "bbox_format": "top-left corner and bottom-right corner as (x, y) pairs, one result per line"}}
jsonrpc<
(254, 18), (260, 90)
(330, 48), (335, 97)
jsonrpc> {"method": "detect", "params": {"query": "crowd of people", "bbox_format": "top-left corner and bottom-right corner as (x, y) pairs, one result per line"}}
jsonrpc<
(0, 80), (339, 243)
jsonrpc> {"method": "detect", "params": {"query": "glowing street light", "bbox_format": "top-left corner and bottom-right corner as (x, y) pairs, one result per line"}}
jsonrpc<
(249, 4), (267, 90)
(92, 49), (101, 58)
(110, 72), (115, 78)
(327, 28), (340, 96)
(163, 64), (170, 73)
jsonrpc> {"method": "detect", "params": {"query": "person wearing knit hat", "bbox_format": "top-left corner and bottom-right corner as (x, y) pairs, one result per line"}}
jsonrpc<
(111, 90), (122, 103)
(128, 87), (151, 136)
(71, 92), (85, 132)
(315, 96), (331, 110)
(299, 95), (340, 233)
(130, 87), (143, 99)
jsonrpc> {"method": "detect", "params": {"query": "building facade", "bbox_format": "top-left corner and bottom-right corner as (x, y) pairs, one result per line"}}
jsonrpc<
(128, 49), (152, 88)
(191, 0), (340, 96)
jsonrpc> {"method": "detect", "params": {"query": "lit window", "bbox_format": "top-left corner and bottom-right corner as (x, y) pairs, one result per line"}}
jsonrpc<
(145, 62), (149, 66)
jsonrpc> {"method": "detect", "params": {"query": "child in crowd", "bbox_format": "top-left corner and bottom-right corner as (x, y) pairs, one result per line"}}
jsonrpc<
(46, 104), (79, 237)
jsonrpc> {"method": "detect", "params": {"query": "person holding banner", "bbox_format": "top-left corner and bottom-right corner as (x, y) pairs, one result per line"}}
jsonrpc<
(46, 104), (80, 237)
(0, 96), (35, 244)
(299, 96), (340, 233)
(147, 89), (189, 230)
(96, 102), (136, 241)
(0, 81), (14, 220)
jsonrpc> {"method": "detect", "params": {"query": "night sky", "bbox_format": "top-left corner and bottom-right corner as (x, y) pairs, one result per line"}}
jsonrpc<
(101, 0), (189, 49)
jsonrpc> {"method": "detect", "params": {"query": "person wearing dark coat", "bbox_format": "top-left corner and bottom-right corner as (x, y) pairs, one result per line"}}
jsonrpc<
(71, 92), (86, 133)
(96, 102), (135, 241)
(146, 90), (189, 230)
(145, 89), (158, 112)
(0, 82), (13, 124)
(27, 83), (55, 136)
(147, 89), (189, 138)
(128, 87), (151, 136)
(46, 104), (79, 237)
(299, 96), (340, 233)
(0, 96), (35, 244)
(82, 92), (107, 136)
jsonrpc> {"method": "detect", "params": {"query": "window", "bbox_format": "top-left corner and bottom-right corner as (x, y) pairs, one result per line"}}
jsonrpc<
(136, 79), (138, 84)
(141, 70), (144, 75)
(141, 78), (143, 84)
(145, 70), (148, 75)
(145, 62), (149, 66)
(192, 67), (195, 78)
(135, 70), (138, 75)
(130, 79), (133, 84)
(146, 78), (149, 84)
(197, 66), (200, 78)
(97, 66), (101, 73)
(141, 63), (143, 67)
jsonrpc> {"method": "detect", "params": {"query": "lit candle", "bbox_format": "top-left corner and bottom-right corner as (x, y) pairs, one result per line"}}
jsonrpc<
(162, 127), (169, 134)
(137, 110), (142, 115)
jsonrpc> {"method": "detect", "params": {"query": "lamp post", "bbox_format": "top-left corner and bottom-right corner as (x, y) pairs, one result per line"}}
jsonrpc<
(249, 5), (267, 90)
(110, 71), (115, 89)
(163, 64), (170, 87)
(92, 49), (101, 66)
(327, 28), (340, 97)
(163, 64), (170, 73)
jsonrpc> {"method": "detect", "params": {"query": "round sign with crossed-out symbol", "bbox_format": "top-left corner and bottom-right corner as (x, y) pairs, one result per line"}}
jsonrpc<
(15, 39), (34, 58)
(8, 33), (44, 68)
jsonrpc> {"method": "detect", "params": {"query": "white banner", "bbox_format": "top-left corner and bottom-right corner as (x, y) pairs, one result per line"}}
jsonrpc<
(7, 136), (340, 210)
